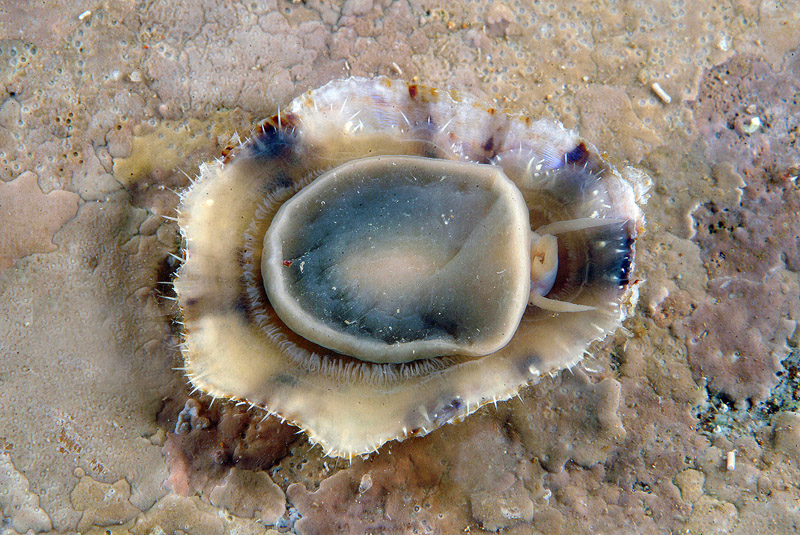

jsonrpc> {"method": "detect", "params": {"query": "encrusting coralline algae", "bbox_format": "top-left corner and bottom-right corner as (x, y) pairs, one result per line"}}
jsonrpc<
(2, 1), (800, 533)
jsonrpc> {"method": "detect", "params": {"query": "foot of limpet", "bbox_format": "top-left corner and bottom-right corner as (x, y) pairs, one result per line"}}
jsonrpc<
(174, 77), (647, 458)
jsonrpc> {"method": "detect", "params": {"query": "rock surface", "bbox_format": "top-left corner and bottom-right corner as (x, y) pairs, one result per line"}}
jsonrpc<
(2, 1), (799, 533)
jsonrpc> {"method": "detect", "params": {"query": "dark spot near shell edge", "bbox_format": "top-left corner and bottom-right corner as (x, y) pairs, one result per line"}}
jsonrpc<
(521, 355), (544, 377)
(265, 170), (293, 193)
(249, 124), (296, 161)
(274, 373), (300, 387)
(233, 294), (249, 316)
(565, 142), (589, 166)
(429, 397), (465, 426)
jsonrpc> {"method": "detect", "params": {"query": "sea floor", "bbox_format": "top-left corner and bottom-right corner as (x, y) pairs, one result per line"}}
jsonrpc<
(1, 1), (799, 534)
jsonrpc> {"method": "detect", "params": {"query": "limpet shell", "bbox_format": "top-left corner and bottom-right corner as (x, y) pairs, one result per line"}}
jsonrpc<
(175, 77), (645, 457)
(262, 154), (532, 363)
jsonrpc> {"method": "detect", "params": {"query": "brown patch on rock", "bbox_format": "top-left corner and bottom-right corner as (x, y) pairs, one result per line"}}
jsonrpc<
(543, 463), (664, 533)
(286, 414), (538, 534)
(287, 437), (454, 534)
(610, 379), (706, 505)
(682, 494), (738, 534)
(157, 391), (299, 496)
(673, 468), (705, 504)
(522, 335), (707, 533)
(650, 293), (697, 329)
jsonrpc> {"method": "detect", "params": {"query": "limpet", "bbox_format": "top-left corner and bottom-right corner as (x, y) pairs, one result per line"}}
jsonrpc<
(174, 77), (646, 458)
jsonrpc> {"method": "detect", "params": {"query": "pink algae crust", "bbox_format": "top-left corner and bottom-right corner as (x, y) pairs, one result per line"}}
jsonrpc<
(1, 1), (800, 534)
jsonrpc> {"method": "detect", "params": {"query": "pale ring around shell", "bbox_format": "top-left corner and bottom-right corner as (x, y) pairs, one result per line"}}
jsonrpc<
(174, 77), (646, 458)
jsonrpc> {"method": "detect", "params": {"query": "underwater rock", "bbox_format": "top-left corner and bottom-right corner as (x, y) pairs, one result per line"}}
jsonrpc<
(0, 171), (78, 271)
